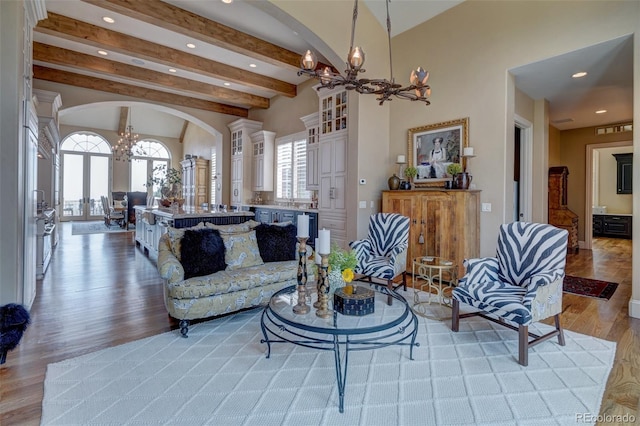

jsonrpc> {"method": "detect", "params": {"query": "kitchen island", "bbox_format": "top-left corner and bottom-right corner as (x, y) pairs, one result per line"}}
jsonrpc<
(133, 205), (255, 259)
(244, 204), (319, 246)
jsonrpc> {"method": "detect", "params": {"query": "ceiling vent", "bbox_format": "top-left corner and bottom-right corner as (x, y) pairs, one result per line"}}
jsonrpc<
(551, 118), (574, 124)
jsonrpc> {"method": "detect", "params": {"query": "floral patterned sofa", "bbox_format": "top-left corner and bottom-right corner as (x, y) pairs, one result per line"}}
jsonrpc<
(157, 221), (314, 337)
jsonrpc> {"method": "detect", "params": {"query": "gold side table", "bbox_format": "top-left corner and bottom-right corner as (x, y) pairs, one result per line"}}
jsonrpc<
(412, 256), (457, 320)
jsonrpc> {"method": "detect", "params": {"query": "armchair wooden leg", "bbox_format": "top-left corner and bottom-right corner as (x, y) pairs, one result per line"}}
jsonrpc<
(518, 325), (528, 366)
(555, 314), (566, 346)
(452, 299), (460, 332)
(402, 271), (407, 291)
(386, 279), (393, 305)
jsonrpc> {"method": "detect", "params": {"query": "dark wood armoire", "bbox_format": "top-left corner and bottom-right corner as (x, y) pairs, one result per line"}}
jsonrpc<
(548, 166), (579, 253)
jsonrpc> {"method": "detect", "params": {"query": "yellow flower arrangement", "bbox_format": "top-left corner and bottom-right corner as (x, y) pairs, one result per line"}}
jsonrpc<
(341, 268), (354, 283)
(328, 243), (357, 284)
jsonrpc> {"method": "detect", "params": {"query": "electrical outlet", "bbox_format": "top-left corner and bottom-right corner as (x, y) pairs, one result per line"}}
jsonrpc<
(481, 203), (492, 212)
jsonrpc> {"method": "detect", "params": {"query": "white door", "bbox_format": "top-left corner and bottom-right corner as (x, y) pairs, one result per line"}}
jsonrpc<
(514, 116), (533, 222)
(61, 153), (110, 221)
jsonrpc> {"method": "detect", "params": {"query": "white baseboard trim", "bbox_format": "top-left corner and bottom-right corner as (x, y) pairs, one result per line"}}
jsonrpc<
(629, 298), (640, 319)
(578, 240), (586, 249)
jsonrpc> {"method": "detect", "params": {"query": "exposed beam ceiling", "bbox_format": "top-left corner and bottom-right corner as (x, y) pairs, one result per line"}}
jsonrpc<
(81, 0), (303, 70)
(33, 65), (249, 117)
(33, 42), (269, 109)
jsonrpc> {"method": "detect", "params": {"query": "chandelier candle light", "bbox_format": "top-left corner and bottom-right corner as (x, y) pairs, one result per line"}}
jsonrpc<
(112, 107), (144, 162)
(293, 214), (311, 314)
(298, 0), (431, 106)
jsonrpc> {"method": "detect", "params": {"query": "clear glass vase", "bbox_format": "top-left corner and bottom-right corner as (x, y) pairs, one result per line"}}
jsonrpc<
(328, 269), (345, 295)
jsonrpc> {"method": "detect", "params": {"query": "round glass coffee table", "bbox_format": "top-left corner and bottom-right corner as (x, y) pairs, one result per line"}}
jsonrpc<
(412, 256), (458, 320)
(260, 283), (419, 413)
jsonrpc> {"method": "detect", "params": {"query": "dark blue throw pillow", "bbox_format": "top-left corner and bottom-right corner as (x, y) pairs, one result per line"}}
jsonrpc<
(180, 228), (226, 279)
(255, 223), (297, 262)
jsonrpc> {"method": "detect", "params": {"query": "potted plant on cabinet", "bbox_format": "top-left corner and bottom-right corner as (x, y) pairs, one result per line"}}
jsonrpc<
(403, 166), (418, 189)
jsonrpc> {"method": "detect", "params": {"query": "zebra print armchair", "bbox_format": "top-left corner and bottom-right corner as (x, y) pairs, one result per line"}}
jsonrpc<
(451, 222), (569, 366)
(349, 213), (410, 304)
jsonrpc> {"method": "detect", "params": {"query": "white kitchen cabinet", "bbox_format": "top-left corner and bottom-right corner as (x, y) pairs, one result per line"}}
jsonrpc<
(250, 130), (275, 192)
(300, 112), (320, 190)
(315, 88), (349, 248)
(227, 119), (263, 207)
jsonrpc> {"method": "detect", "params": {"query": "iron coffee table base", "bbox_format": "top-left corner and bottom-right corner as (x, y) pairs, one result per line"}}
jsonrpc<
(260, 284), (419, 413)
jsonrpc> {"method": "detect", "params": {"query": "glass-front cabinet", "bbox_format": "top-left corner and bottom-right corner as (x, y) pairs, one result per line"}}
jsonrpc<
(300, 112), (320, 191)
(227, 119), (263, 208)
(231, 129), (243, 156)
(320, 89), (347, 135)
(315, 87), (348, 248)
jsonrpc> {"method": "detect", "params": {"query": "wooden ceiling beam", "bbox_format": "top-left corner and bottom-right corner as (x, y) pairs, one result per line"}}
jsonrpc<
(33, 65), (249, 118)
(179, 121), (189, 144)
(35, 13), (296, 98)
(33, 43), (269, 109)
(118, 107), (128, 134)
(82, 0), (302, 70)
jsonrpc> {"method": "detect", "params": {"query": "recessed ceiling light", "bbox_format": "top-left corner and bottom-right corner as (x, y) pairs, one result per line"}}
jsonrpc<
(249, 63), (257, 68)
(595, 109), (607, 114)
(168, 68), (177, 73)
(221, 0), (233, 3)
(97, 50), (108, 56)
(186, 43), (196, 49)
(223, 82), (231, 86)
(131, 58), (145, 65)
(102, 16), (115, 24)
(572, 71), (587, 78)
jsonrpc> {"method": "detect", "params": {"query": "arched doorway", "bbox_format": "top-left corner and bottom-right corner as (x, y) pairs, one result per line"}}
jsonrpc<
(59, 132), (112, 222)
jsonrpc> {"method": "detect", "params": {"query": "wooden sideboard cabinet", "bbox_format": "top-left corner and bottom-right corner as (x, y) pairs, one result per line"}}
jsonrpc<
(382, 189), (481, 277)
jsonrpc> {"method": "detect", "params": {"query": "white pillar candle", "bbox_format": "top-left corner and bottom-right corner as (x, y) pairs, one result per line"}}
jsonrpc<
(319, 228), (331, 254)
(315, 238), (321, 264)
(463, 147), (474, 156)
(396, 154), (406, 163)
(297, 213), (309, 238)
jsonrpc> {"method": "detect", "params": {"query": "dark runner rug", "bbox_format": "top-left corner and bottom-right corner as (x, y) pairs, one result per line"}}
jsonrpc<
(563, 275), (619, 300)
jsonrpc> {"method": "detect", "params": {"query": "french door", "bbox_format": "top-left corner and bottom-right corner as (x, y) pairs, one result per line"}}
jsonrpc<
(61, 153), (110, 221)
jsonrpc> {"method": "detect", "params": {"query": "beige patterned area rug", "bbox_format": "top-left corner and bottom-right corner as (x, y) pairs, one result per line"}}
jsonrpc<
(71, 221), (133, 235)
(41, 291), (615, 426)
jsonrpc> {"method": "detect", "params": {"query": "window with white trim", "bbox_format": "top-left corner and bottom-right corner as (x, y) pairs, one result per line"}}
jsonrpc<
(129, 140), (170, 197)
(276, 132), (311, 201)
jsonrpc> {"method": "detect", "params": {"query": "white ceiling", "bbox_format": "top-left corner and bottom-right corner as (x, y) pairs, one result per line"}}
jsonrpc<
(45, 0), (633, 137)
(511, 35), (634, 131)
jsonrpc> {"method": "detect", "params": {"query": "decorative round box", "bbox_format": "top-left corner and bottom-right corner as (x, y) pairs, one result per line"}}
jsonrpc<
(333, 286), (375, 316)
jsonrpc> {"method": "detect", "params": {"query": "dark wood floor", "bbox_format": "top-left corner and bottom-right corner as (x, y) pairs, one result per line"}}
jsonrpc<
(1, 224), (637, 425)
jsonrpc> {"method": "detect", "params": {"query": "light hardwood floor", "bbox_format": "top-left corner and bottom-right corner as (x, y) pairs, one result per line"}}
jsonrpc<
(0, 224), (637, 425)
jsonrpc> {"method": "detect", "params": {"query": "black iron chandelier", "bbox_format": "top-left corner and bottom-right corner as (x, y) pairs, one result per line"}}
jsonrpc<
(298, 0), (431, 106)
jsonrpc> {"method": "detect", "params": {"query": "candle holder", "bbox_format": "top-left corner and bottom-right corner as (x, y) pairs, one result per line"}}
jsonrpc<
(315, 252), (332, 318)
(313, 260), (322, 309)
(293, 237), (310, 315)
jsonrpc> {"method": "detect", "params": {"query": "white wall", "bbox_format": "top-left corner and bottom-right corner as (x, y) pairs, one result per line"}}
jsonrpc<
(270, 0), (640, 316)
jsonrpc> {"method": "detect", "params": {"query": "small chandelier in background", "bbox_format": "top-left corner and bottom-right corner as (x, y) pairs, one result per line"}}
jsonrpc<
(112, 107), (144, 161)
(298, 0), (431, 106)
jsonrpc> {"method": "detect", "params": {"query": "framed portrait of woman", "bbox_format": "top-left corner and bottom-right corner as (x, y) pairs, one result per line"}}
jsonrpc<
(407, 117), (469, 186)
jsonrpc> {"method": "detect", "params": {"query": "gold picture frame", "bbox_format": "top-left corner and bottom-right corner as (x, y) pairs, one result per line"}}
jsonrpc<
(407, 117), (469, 186)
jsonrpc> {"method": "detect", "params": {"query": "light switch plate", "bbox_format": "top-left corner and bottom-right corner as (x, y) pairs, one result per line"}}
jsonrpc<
(359, 201), (367, 209)
(481, 203), (492, 212)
